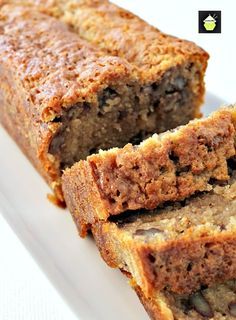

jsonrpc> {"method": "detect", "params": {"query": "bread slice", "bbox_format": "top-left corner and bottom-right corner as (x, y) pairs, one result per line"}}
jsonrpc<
(92, 166), (236, 297)
(133, 277), (236, 320)
(62, 106), (236, 235)
(7, 0), (209, 133)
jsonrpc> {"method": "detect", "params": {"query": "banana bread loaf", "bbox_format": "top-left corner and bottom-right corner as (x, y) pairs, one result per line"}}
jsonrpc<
(92, 165), (236, 297)
(6, 0), (209, 135)
(134, 278), (236, 320)
(0, 3), (208, 203)
(62, 106), (236, 236)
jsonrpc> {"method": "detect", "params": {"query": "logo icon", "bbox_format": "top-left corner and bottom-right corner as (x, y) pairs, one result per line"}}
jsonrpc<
(198, 11), (221, 33)
(204, 14), (216, 31)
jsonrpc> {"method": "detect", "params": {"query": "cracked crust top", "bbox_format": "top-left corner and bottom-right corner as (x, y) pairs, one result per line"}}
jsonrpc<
(3, 0), (209, 83)
(0, 4), (134, 122)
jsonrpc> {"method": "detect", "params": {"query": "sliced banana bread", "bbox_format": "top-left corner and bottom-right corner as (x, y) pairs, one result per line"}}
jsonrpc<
(92, 165), (236, 297)
(62, 106), (236, 236)
(134, 278), (236, 320)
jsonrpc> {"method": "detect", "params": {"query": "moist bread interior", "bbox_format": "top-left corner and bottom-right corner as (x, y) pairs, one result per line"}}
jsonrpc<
(49, 63), (198, 170)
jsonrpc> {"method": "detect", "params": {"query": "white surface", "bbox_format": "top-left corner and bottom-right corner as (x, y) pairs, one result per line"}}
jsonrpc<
(0, 1), (236, 320)
(0, 214), (77, 320)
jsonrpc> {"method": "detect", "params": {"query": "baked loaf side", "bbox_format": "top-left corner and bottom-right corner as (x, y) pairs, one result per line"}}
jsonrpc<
(92, 166), (236, 297)
(7, 0), (209, 133)
(62, 106), (236, 235)
(134, 278), (236, 320)
(0, 4), (147, 201)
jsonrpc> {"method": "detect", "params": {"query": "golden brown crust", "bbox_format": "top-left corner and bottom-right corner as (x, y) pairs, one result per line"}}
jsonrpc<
(0, 4), (133, 199)
(62, 106), (236, 235)
(121, 270), (164, 320)
(92, 222), (119, 268)
(62, 161), (109, 236)
(133, 282), (173, 320)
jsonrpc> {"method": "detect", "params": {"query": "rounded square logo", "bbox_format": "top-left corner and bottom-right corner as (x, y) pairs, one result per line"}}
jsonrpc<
(198, 11), (221, 33)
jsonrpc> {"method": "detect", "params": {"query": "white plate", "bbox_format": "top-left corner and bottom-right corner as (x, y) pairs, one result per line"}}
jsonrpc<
(0, 92), (228, 320)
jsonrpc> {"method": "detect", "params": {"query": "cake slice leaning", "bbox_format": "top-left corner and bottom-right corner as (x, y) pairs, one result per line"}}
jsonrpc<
(133, 277), (236, 320)
(92, 165), (236, 298)
(62, 105), (236, 236)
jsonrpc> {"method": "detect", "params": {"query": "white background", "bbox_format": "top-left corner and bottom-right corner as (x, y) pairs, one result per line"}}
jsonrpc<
(0, 1), (236, 319)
